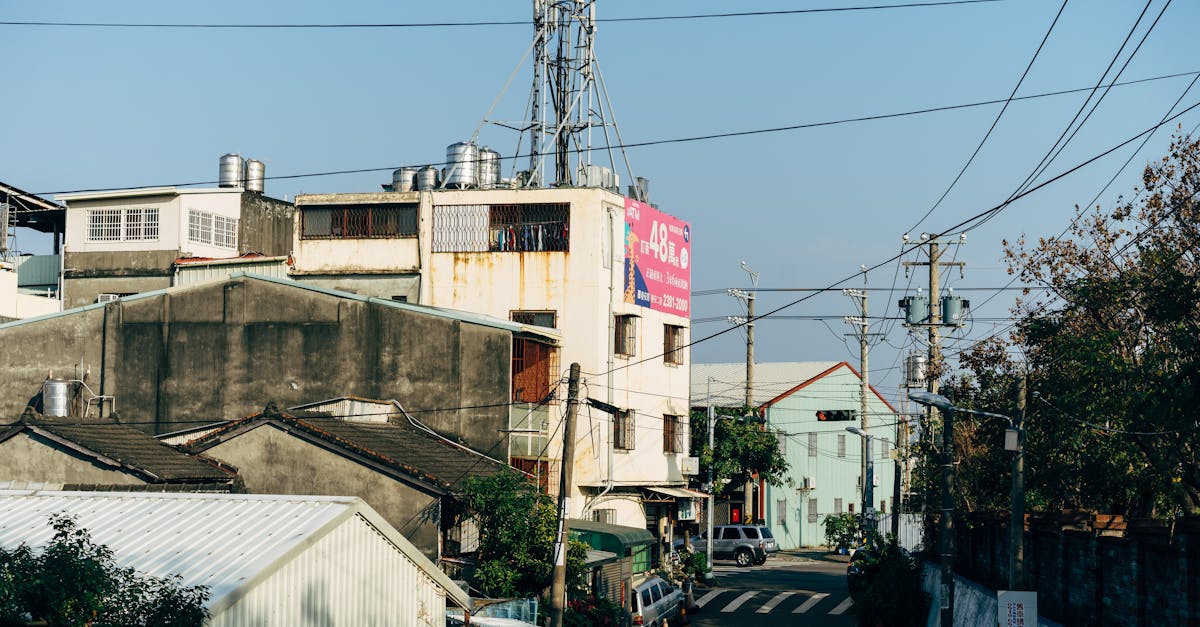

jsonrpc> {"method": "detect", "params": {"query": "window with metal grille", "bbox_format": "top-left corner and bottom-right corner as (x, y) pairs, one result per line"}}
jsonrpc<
(808, 432), (817, 458)
(614, 409), (634, 450)
(881, 439), (889, 460)
(593, 508), (615, 524)
(431, 202), (569, 252)
(777, 500), (787, 526)
(663, 414), (684, 453)
(301, 204), (417, 239)
(776, 431), (787, 456)
(835, 498), (843, 515)
(88, 208), (158, 242)
(663, 324), (685, 365)
(510, 457), (557, 495)
(188, 209), (237, 249)
(615, 314), (637, 356)
(511, 310), (557, 328)
(808, 498), (818, 523)
(512, 338), (558, 403)
(838, 434), (847, 458)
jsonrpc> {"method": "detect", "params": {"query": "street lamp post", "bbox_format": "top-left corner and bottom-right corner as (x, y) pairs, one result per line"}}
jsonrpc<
(909, 390), (1026, 626)
(845, 427), (874, 533)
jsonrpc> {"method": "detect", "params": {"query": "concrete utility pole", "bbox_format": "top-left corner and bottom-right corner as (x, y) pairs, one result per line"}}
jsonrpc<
(1010, 373), (1027, 590)
(903, 235), (964, 627)
(843, 271), (872, 522)
(707, 383), (716, 578)
(549, 363), (581, 627)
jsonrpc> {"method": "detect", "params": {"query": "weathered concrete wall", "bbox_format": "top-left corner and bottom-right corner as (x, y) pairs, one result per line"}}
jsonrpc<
(0, 433), (144, 486)
(63, 249), (178, 307)
(238, 193), (294, 257)
(201, 424), (441, 560)
(0, 277), (512, 455)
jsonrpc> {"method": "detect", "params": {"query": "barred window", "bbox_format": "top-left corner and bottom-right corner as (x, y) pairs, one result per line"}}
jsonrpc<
(808, 432), (817, 458)
(615, 314), (637, 356)
(188, 210), (237, 249)
(432, 203), (569, 252)
(301, 204), (417, 239)
(614, 409), (634, 451)
(512, 310), (557, 328)
(808, 498), (818, 523)
(88, 208), (158, 242)
(838, 434), (847, 458)
(663, 324), (685, 365)
(512, 338), (558, 403)
(881, 439), (890, 460)
(663, 414), (684, 453)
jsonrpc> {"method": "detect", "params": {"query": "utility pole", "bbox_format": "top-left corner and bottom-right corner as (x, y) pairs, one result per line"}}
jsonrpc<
(843, 269), (872, 524)
(902, 234), (965, 627)
(707, 383), (716, 579)
(549, 363), (581, 627)
(1010, 373), (1027, 590)
(729, 261), (760, 522)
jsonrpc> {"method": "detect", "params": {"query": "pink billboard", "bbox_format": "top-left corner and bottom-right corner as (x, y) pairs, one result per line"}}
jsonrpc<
(623, 197), (691, 317)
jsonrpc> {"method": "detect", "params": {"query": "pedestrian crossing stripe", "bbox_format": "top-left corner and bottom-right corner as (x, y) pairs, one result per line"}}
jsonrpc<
(720, 592), (758, 613)
(757, 591), (795, 613)
(794, 592), (828, 613)
(691, 589), (851, 615)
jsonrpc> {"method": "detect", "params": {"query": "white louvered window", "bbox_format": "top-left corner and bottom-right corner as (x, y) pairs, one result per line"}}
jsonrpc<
(88, 208), (158, 242)
(189, 209), (237, 250)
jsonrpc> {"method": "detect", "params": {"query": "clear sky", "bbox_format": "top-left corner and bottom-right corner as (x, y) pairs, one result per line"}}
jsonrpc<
(4, 1), (1198, 407)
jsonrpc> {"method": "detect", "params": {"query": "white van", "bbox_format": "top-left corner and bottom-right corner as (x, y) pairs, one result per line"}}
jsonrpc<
(631, 576), (683, 626)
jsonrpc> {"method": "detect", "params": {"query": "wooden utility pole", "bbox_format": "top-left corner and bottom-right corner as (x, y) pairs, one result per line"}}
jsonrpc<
(1010, 373), (1027, 590)
(549, 363), (581, 627)
(844, 278), (872, 521)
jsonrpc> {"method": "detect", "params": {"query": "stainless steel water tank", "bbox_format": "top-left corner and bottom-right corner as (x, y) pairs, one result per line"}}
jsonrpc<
(392, 167), (419, 193)
(477, 147), (500, 189)
(244, 159), (265, 193)
(219, 154), (244, 188)
(443, 142), (479, 188)
(416, 165), (440, 191)
(43, 379), (70, 417)
(905, 354), (927, 387)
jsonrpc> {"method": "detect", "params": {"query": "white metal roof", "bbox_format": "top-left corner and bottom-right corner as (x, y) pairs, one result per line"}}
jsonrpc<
(55, 187), (243, 202)
(691, 361), (843, 408)
(0, 490), (471, 611)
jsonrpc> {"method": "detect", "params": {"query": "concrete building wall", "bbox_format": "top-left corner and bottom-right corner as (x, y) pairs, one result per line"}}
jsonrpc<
(200, 424), (442, 560)
(0, 277), (514, 454)
(237, 192), (295, 257)
(0, 265), (60, 319)
(763, 365), (899, 549)
(0, 433), (145, 486)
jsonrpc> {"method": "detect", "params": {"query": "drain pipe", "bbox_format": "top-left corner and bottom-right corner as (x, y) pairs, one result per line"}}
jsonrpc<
(590, 207), (618, 511)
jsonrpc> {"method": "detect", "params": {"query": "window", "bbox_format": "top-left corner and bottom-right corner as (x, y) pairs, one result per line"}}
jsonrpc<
(188, 209), (238, 249)
(838, 434), (847, 458)
(742, 527), (759, 539)
(881, 439), (890, 460)
(720, 528), (741, 540)
(511, 310), (557, 328)
(807, 433), (817, 458)
(593, 509), (615, 524)
(835, 498), (844, 515)
(777, 500), (787, 526)
(808, 498), (818, 523)
(432, 202), (570, 252)
(615, 314), (637, 356)
(301, 203), (417, 239)
(880, 499), (887, 513)
(88, 208), (159, 242)
(614, 409), (634, 450)
(512, 338), (558, 403)
(663, 324), (685, 365)
(663, 414), (684, 453)
(776, 431), (787, 456)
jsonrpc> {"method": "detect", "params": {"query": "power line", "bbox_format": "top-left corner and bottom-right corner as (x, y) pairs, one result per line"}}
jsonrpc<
(0, 2), (1005, 30)
(28, 69), (1200, 198)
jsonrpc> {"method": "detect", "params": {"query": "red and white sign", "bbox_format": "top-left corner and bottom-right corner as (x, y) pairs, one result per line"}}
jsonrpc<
(623, 198), (690, 317)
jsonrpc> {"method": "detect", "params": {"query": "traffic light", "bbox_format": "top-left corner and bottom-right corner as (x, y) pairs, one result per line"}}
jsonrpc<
(816, 409), (855, 422)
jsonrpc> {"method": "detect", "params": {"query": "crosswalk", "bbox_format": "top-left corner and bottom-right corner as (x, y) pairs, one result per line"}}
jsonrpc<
(693, 588), (853, 616)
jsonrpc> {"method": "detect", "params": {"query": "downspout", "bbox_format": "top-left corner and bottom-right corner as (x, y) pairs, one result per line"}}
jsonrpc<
(593, 206), (617, 508)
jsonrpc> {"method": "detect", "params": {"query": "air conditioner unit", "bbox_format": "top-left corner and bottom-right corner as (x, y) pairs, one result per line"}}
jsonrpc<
(872, 475), (880, 487)
(96, 293), (119, 303)
(802, 476), (816, 490)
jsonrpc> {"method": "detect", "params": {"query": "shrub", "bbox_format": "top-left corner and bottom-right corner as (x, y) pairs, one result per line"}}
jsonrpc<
(850, 536), (930, 627)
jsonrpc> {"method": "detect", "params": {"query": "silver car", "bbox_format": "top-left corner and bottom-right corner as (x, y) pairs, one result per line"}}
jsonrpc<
(677, 524), (778, 566)
(631, 576), (683, 626)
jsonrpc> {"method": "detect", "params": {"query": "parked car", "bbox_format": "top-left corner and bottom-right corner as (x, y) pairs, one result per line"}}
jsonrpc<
(674, 524), (777, 567)
(631, 576), (683, 626)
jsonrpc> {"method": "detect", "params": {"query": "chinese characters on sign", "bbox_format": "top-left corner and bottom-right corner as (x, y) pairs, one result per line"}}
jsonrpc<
(998, 591), (1038, 627)
(623, 198), (690, 317)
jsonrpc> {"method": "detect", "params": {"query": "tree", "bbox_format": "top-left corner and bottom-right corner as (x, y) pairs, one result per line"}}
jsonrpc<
(0, 513), (209, 627)
(688, 406), (791, 498)
(459, 469), (588, 598)
(948, 131), (1200, 517)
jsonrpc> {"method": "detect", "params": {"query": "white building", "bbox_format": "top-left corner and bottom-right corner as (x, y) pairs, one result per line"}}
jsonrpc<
(0, 490), (471, 626)
(292, 186), (695, 534)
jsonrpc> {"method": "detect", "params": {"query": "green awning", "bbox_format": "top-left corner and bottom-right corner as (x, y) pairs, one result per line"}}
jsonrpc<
(568, 519), (655, 554)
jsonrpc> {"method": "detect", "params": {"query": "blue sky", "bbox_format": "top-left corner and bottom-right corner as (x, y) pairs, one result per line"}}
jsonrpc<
(4, 1), (1198, 406)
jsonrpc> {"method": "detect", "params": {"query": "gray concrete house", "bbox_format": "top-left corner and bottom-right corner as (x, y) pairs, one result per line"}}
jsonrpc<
(181, 403), (513, 561)
(0, 274), (561, 457)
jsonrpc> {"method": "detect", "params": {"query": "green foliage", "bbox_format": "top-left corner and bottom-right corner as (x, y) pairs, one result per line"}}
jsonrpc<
(850, 536), (930, 627)
(688, 406), (791, 497)
(0, 513), (209, 627)
(656, 548), (707, 586)
(564, 597), (626, 627)
(822, 513), (861, 550)
(460, 469), (588, 598)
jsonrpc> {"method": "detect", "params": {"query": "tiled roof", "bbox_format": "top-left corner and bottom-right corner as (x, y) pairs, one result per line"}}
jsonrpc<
(188, 410), (510, 492)
(1, 420), (234, 483)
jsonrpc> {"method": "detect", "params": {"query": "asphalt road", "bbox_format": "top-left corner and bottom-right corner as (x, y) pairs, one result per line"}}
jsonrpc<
(684, 556), (857, 627)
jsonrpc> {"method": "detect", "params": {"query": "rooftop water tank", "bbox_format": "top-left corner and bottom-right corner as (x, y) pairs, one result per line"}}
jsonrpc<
(219, 154), (244, 188)
(477, 147), (501, 189)
(416, 165), (440, 191)
(905, 354), (927, 387)
(392, 167), (419, 193)
(43, 379), (70, 417)
(244, 159), (265, 193)
(444, 142), (479, 189)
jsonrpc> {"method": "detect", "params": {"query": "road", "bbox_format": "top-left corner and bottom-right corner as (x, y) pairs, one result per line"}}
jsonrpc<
(684, 556), (856, 627)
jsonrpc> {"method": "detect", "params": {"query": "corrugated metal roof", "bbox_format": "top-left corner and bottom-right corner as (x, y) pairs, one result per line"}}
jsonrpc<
(0, 490), (471, 611)
(691, 362), (843, 408)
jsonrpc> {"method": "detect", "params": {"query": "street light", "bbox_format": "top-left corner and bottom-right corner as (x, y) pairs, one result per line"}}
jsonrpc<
(909, 389), (1026, 627)
(844, 426), (875, 530)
